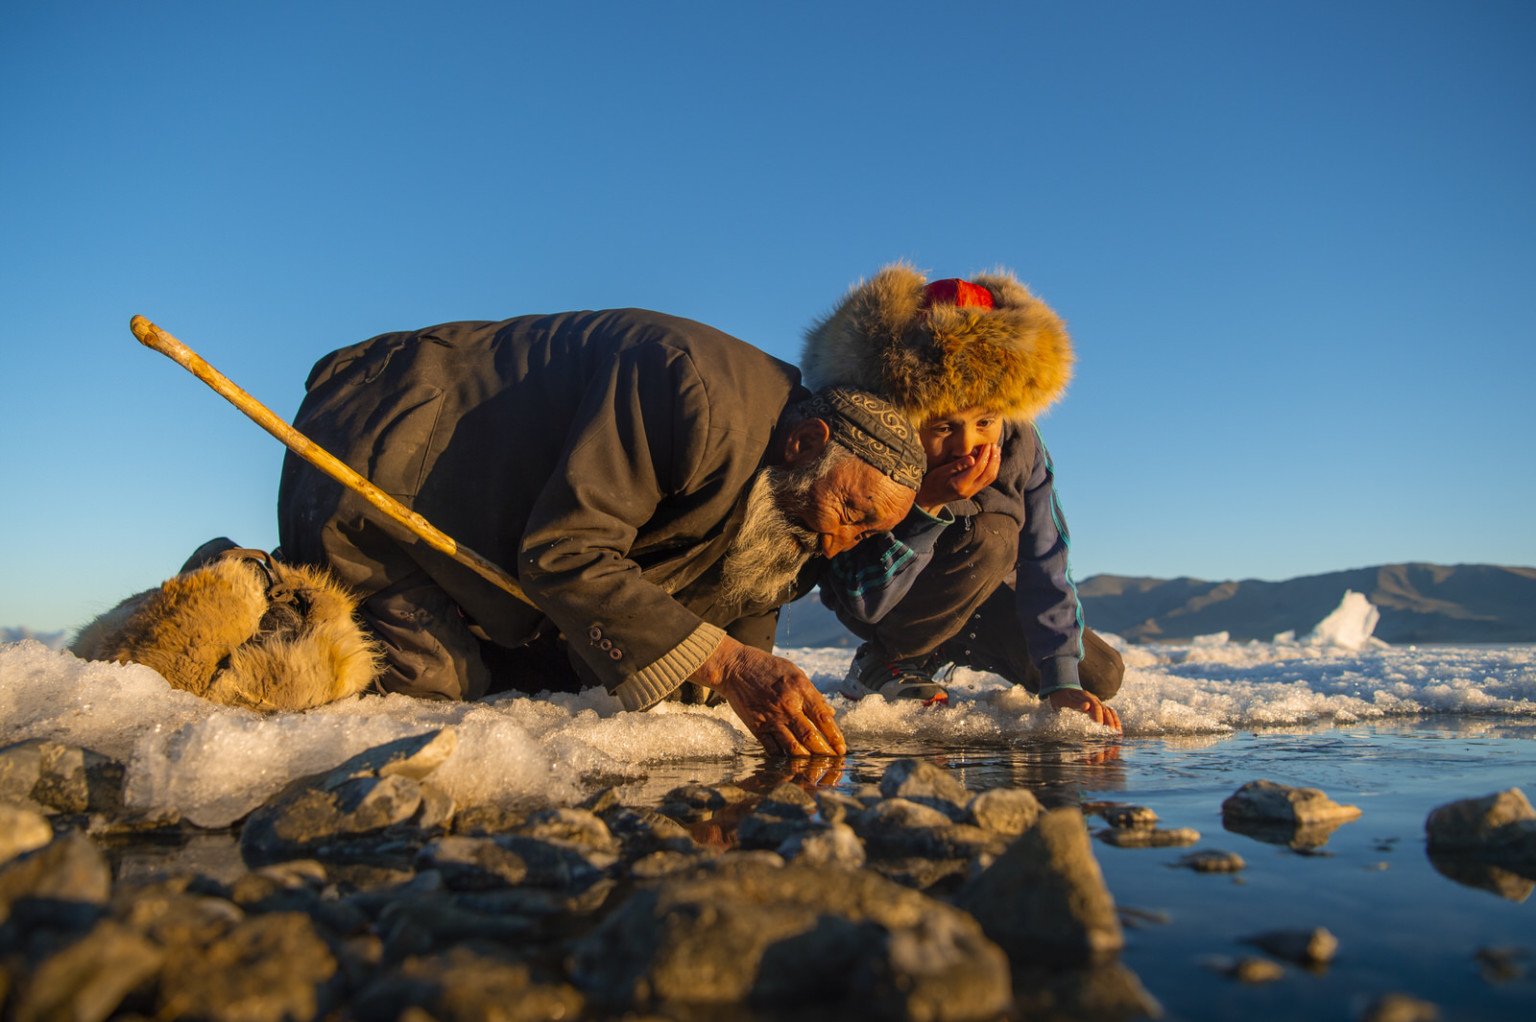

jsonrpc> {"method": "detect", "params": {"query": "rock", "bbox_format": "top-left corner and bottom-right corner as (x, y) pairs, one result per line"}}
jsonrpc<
(598, 806), (698, 858)
(518, 806), (619, 853)
(1011, 960), (1163, 1020)
(629, 849), (710, 879)
(658, 782), (746, 821)
(0, 804), (52, 865)
(157, 912), (340, 1021)
(879, 759), (971, 818)
(966, 788), (1043, 835)
(1360, 993), (1441, 1022)
(114, 887), (244, 949)
(570, 859), (1010, 1019)
(1099, 804), (1160, 829)
(1222, 780), (1362, 827)
(0, 739), (126, 814)
(451, 804), (528, 835)
(497, 833), (616, 888)
(777, 823), (866, 870)
(1243, 926), (1338, 965)
(375, 899), (539, 963)
(320, 729), (458, 788)
(0, 832), (112, 928)
(351, 946), (583, 1022)
(11, 920), (163, 1022)
(1207, 955), (1284, 983)
(1097, 827), (1200, 848)
(814, 789), (866, 825)
(953, 808), (1124, 964)
(1475, 945), (1532, 982)
(1177, 850), (1247, 873)
(416, 835), (529, 890)
(241, 774), (425, 865)
(416, 782), (456, 830)
(1425, 788), (1536, 862)
(757, 781), (819, 816)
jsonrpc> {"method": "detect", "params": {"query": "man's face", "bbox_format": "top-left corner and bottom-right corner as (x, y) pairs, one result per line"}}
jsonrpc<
(788, 454), (914, 560)
(919, 406), (1003, 467)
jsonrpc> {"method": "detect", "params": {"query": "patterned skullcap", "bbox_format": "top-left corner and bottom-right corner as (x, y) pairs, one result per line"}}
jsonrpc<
(799, 386), (926, 491)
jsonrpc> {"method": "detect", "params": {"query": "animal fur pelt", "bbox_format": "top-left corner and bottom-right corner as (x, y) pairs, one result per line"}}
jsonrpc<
(801, 263), (1074, 423)
(71, 547), (380, 711)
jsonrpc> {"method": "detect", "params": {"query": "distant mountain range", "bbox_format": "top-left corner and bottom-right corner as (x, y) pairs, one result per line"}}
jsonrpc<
(778, 563), (1536, 648)
(1077, 563), (1536, 644)
(1, 627), (70, 650)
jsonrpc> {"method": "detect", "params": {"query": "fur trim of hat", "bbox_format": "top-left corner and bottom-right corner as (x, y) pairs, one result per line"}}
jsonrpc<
(71, 550), (380, 711)
(800, 263), (1074, 423)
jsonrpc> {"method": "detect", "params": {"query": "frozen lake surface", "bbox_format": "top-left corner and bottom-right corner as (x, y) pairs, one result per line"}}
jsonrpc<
(3, 612), (1535, 1018)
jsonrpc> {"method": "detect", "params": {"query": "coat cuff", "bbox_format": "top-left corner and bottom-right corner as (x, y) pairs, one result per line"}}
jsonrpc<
(1035, 656), (1084, 697)
(611, 622), (727, 711)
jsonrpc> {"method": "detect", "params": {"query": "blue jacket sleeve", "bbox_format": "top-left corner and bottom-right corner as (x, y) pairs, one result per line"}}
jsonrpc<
(819, 506), (953, 624)
(1014, 425), (1087, 695)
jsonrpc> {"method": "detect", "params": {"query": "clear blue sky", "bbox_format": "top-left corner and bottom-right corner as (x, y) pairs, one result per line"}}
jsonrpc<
(3, 1), (1533, 632)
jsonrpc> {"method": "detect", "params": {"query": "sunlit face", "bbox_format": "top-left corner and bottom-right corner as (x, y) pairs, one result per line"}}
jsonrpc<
(919, 406), (1003, 467)
(792, 454), (914, 560)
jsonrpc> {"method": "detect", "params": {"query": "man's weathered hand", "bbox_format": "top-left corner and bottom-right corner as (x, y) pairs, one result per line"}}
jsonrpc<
(1047, 689), (1123, 732)
(916, 443), (1001, 514)
(693, 636), (847, 756)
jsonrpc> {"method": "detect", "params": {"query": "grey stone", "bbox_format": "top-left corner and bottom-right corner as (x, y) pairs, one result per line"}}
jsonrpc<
(352, 946), (583, 1022)
(12, 920), (163, 1022)
(1361, 993), (1441, 1022)
(519, 806), (617, 853)
(0, 832), (111, 926)
(320, 729), (457, 789)
(967, 787), (1043, 835)
(416, 835), (529, 890)
(777, 822), (866, 870)
(814, 789), (867, 825)
(115, 888), (244, 949)
(1222, 779), (1362, 827)
(599, 806), (698, 858)
(375, 898), (538, 963)
(1097, 827), (1201, 848)
(1177, 849), (1247, 873)
(757, 781), (818, 816)
(0, 804), (52, 864)
(1206, 955), (1284, 983)
(0, 739), (125, 814)
(241, 774), (424, 865)
(879, 759), (971, 818)
(954, 807), (1124, 964)
(1094, 803), (1159, 829)
(1425, 788), (1536, 861)
(157, 912), (340, 1021)
(570, 859), (1010, 1018)
(497, 833), (616, 887)
(1243, 926), (1339, 965)
(629, 849), (711, 879)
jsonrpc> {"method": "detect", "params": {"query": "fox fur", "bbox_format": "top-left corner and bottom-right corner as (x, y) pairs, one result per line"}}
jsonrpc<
(801, 263), (1074, 423)
(71, 554), (380, 711)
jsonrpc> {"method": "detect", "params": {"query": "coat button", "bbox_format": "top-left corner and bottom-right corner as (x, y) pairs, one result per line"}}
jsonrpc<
(588, 626), (602, 641)
(609, 648), (623, 660)
(600, 639), (612, 651)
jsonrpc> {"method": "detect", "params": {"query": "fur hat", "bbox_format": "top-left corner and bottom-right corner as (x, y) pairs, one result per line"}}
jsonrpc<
(801, 263), (1074, 423)
(71, 546), (380, 711)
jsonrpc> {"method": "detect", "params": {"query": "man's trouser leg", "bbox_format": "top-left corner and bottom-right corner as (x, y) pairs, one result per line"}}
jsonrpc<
(279, 486), (545, 701)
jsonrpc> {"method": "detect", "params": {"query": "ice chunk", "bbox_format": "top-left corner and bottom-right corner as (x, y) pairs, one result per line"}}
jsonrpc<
(1305, 590), (1383, 651)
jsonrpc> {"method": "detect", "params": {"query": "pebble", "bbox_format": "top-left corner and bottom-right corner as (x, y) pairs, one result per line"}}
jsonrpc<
(1097, 827), (1201, 848)
(1177, 850), (1246, 873)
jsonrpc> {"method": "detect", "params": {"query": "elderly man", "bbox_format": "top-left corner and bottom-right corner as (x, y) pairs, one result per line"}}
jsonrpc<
(276, 307), (925, 756)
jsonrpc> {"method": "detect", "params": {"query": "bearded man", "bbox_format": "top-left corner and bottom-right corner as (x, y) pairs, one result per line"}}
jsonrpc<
(276, 308), (924, 756)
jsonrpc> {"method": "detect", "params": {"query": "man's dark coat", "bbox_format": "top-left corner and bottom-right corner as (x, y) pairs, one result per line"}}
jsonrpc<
(278, 309), (807, 707)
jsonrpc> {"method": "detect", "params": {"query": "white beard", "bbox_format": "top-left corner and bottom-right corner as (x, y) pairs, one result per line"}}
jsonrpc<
(718, 465), (820, 611)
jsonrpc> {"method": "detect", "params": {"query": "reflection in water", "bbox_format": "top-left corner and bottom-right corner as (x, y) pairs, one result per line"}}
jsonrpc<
(1221, 813), (1356, 852)
(1428, 850), (1536, 902)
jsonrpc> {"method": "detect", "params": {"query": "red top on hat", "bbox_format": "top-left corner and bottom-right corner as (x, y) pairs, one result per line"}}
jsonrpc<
(920, 278), (994, 310)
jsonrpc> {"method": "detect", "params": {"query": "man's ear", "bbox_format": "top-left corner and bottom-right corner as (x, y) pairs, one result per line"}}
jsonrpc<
(782, 418), (831, 467)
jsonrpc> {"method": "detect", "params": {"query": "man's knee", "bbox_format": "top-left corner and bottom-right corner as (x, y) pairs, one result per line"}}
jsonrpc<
(1080, 628), (1124, 701)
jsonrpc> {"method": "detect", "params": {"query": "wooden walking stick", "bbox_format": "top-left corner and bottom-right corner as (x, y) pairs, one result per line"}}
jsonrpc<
(129, 315), (536, 609)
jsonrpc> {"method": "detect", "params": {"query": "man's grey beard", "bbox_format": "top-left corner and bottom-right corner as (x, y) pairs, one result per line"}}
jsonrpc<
(718, 453), (838, 610)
